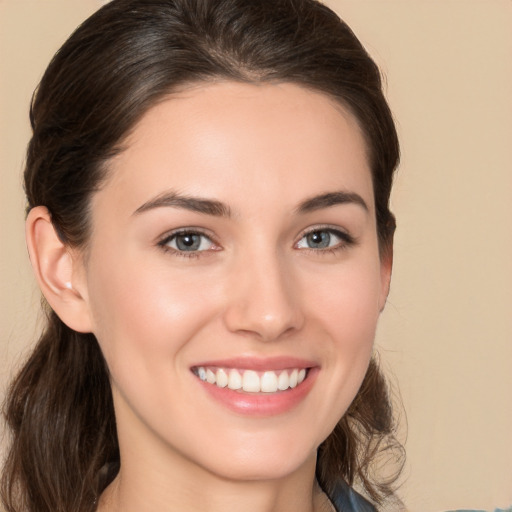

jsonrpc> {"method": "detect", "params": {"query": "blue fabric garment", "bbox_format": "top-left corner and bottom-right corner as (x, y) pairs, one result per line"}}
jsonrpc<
(323, 481), (512, 512)
(328, 480), (377, 512)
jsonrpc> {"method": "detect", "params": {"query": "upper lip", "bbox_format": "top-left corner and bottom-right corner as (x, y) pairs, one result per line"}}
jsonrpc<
(191, 356), (317, 372)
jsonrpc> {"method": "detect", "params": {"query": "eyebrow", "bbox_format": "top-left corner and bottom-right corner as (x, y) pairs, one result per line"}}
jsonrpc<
(296, 191), (369, 214)
(134, 189), (368, 218)
(133, 191), (231, 217)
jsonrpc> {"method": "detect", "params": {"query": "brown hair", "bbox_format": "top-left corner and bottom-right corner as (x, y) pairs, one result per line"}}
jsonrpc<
(2, 1), (403, 510)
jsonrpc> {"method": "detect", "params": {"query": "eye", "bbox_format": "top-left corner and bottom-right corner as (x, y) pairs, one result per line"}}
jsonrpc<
(159, 230), (216, 253)
(295, 228), (353, 251)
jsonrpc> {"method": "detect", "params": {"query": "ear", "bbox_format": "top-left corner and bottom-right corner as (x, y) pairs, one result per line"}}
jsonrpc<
(26, 206), (93, 333)
(379, 243), (393, 312)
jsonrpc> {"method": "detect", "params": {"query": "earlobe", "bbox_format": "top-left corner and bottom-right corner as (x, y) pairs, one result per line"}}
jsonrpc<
(26, 206), (93, 333)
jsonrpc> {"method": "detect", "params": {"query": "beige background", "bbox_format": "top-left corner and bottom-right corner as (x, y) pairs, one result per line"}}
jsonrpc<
(1, 1), (511, 510)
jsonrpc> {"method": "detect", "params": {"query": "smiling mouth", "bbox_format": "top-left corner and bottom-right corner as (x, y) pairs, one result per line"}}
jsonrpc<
(191, 366), (309, 393)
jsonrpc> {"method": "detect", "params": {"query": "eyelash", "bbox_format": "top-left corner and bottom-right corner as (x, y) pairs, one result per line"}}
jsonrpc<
(157, 229), (218, 259)
(157, 226), (356, 259)
(295, 226), (356, 255)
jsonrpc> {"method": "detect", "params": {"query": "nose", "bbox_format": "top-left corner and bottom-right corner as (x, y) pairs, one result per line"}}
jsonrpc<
(223, 250), (304, 342)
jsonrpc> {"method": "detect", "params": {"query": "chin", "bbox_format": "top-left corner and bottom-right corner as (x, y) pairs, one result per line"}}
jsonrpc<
(204, 454), (315, 483)
(187, 431), (320, 483)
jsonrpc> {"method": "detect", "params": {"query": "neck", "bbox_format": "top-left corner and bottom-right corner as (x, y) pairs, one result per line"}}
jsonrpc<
(98, 388), (335, 512)
(98, 449), (332, 512)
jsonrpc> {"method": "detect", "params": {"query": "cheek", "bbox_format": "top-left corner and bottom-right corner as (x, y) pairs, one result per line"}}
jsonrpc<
(306, 258), (383, 345)
(302, 258), (382, 419)
(85, 249), (221, 373)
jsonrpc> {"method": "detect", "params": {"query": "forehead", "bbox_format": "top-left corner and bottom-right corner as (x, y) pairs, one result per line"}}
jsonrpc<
(97, 81), (373, 216)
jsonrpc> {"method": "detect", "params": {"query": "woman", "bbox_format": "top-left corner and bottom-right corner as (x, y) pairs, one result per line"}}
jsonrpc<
(1, 0), (404, 511)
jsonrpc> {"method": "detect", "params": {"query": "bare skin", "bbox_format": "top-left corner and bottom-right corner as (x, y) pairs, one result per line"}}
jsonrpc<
(98, 469), (336, 512)
(28, 81), (390, 512)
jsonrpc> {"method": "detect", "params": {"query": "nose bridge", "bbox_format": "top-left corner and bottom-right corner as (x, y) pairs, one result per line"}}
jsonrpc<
(223, 242), (303, 341)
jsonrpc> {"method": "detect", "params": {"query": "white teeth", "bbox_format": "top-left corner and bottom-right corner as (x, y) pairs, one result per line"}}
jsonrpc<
(277, 371), (289, 391)
(242, 370), (260, 392)
(289, 369), (298, 389)
(260, 371), (278, 393)
(228, 369), (242, 390)
(195, 367), (308, 393)
(216, 368), (228, 388)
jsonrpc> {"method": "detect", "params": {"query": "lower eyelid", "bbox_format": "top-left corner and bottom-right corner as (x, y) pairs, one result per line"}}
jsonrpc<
(157, 227), (354, 255)
(296, 228), (354, 248)
(158, 230), (216, 250)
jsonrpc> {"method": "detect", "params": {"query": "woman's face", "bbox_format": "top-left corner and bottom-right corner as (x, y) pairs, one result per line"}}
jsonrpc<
(79, 82), (391, 482)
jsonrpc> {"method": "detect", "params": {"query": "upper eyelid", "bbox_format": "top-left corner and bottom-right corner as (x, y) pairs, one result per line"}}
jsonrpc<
(297, 224), (352, 239)
(294, 226), (356, 250)
(156, 224), (354, 249)
(157, 229), (220, 258)
(157, 227), (216, 244)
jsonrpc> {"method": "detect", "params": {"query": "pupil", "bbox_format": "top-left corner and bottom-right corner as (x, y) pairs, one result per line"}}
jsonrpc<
(177, 234), (200, 251)
(308, 231), (329, 248)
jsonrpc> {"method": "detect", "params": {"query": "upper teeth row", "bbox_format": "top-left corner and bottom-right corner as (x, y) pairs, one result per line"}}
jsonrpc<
(196, 367), (307, 393)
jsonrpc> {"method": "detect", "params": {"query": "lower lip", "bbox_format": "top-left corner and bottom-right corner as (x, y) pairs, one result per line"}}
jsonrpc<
(195, 368), (319, 417)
